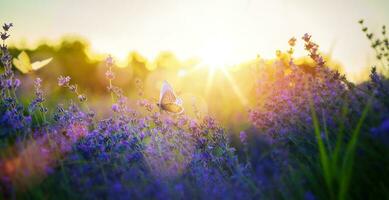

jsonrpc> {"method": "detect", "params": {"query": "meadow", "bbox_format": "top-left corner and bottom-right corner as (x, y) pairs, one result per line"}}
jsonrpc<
(0, 20), (389, 200)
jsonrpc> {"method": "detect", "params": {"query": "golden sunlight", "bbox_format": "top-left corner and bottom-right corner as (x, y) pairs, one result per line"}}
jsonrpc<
(198, 38), (237, 68)
(1, 0), (389, 198)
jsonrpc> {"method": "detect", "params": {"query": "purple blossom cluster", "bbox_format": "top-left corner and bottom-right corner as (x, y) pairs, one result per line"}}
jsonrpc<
(62, 110), (250, 199)
(0, 23), (29, 133)
(249, 34), (368, 139)
(28, 78), (48, 114)
(246, 32), (389, 199)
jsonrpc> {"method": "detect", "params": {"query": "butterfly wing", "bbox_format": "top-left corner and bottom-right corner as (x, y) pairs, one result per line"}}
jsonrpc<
(13, 51), (32, 74)
(159, 81), (177, 105)
(31, 57), (52, 71)
(161, 103), (184, 114)
(159, 81), (184, 114)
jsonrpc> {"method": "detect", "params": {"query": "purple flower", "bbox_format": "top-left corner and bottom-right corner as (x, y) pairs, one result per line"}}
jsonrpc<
(239, 131), (247, 144)
(58, 75), (71, 86)
(35, 77), (42, 86)
(378, 119), (389, 131)
(13, 79), (21, 88)
(112, 182), (123, 193)
(112, 104), (119, 112)
(370, 66), (383, 88)
(304, 191), (316, 200)
(204, 116), (217, 129)
(188, 120), (198, 131)
(5, 79), (12, 88)
(24, 115), (32, 124)
(105, 70), (115, 80)
(371, 118), (389, 144)
(105, 55), (114, 66)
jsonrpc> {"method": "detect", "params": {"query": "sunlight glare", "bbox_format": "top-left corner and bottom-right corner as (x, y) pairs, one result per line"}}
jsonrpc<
(198, 38), (236, 69)
(220, 68), (248, 106)
(177, 69), (188, 77)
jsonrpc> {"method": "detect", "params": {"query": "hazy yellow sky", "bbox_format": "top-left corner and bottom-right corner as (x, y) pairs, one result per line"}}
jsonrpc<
(1, 0), (389, 75)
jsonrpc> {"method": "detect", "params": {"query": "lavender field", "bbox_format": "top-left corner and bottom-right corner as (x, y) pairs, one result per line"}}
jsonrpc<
(1, 1), (389, 199)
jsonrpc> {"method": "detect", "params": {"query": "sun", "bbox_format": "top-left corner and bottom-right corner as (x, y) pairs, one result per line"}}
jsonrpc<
(198, 39), (236, 69)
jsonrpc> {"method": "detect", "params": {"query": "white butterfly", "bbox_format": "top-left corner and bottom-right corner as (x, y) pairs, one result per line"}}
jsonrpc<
(13, 51), (52, 74)
(157, 80), (184, 114)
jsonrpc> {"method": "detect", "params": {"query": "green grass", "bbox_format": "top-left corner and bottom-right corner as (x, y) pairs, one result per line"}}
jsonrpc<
(309, 98), (372, 200)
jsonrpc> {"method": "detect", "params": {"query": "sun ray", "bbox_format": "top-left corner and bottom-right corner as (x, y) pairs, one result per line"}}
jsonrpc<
(185, 63), (207, 74)
(205, 67), (216, 97)
(220, 68), (248, 106)
(177, 62), (207, 77)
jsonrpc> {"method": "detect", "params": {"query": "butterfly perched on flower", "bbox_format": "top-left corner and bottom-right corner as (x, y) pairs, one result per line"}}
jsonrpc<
(157, 80), (184, 114)
(13, 51), (52, 74)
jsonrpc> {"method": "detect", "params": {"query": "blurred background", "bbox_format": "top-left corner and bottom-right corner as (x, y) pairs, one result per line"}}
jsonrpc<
(1, 0), (389, 130)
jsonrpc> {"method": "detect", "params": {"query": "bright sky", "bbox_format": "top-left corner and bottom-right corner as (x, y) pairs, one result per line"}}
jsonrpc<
(1, 0), (389, 75)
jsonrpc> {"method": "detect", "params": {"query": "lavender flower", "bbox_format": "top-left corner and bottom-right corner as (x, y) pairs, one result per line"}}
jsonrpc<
(58, 75), (71, 86)
(239, 131), (247, 144)
(112, 104), (119, 112)
(2, 23), (13, 31)
(249, 34), (358, 139)
(28, 78), (47, 114)
(0, 32), (10, 40)
(105, 70), (115, 80)
(13, 79), (21, 89)
(105, 55), (114, 66)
